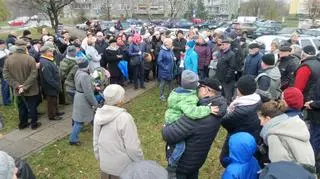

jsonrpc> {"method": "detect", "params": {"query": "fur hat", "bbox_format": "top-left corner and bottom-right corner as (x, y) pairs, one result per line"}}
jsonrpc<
(103, 84), (125, 105)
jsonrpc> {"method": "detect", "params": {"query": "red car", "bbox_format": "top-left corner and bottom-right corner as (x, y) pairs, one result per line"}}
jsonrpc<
(192, 18), (205, 24)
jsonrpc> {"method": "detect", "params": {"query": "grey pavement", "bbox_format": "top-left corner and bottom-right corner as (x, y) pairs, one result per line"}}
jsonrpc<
(0, 81), (156, 158)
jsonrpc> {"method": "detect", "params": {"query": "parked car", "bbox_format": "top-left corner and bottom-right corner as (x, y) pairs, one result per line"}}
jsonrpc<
(251, 27), (278, 39)
(76, 21), (89, 30)
(195, 20), (216, 29)
(254, 35), (320, 54)
(263, 20), (282, 30)
(236, 23), (258, 38)
(162, 19), (193, 29)
(208, 21), (226, 30)
(100, 21), (115, 31)
(8, 16), (30, 26)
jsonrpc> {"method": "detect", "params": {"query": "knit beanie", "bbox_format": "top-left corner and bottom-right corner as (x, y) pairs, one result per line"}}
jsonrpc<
(103, 84), (125, 106)
(76, 58), (89, 69)
(67, 45), (77, 57)
(181, 70), (199, 90)
(283, 87), (304, 110)
(0, 151), (15, 179)
(23, 30), (31, 37)
(236, 75), (257, 96)
(262, 54), (275, 66)
(186, 40), (195, 48)
(120, 160), (168, 179)
(302, 45), (316, 56)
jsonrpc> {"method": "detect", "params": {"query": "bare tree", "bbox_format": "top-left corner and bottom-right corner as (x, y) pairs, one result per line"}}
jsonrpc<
(307, 0), (320, 25)
(168, 0), (185, 19)
(16, 0), (74, 31)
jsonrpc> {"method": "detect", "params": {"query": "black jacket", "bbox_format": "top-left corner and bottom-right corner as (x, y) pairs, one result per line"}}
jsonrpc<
(216, 48), (237, 83)
(173, 38), (187, 60)
(277, 55), (299, 90)
(105, 48), (122, 77)
(221, 100), (262, 142)
(308, 77), (320, 124)
(162, 94), (227, 174)
(6, 34), (16, 47)
(151, 37), (162, 60)
(95, 40), (108, 67)
(39, 57), (60, 96)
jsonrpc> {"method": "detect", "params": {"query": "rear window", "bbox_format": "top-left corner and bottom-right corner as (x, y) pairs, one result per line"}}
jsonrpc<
(300, 39), (313, 48)
(313, 39), (320, 50)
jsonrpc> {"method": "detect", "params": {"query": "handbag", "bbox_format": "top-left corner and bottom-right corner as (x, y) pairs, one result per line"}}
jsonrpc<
(118, 60), (129, 80)
(144, 53), (152, 62)
(130, 56), (141, 66)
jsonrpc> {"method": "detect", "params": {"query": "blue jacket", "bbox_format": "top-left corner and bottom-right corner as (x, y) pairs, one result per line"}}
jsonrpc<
(184, 48), (198, 74)
(222, 132), (260, 179)
(39, 56), (60, 96)
(157, 45), (174, 80)
(243, 52), (262, 76)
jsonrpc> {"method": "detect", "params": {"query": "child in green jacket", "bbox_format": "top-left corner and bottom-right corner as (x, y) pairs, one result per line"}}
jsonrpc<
(165, 70), (217, 167)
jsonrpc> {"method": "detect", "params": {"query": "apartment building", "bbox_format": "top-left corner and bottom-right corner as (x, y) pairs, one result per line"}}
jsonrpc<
(204, 0), (241, 18)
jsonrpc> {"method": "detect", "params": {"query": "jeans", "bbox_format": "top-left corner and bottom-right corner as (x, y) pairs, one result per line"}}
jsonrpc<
(1, 79), (11, 105)
(132, 63), (144, 88)
(17, 95), (38, 127)
(310, 123), (320, 156)
(222, 81), (235, 104)
(160, 79), (172, 97)
(167, 141), (186, 167)
(69, 121), (84, 143)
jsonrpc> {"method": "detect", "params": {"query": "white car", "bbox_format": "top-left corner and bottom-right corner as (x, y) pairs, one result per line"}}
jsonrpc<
(253, 35), (320, 54)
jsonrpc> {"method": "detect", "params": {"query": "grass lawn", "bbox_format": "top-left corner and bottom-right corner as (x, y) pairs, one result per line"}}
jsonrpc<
(26, 87), (227, 179)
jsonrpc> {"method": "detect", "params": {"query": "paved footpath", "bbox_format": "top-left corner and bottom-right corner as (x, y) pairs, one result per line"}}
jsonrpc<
(0, 82), (156, 159)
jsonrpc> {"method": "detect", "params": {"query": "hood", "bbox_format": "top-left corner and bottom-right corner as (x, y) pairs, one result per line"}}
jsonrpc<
(199, 94), (227, 117)
(228, 93), (261, 113)
(261, 114), (310, 145)
(95, 105), (126, 125)
(161, 45), (170, 51)
(229, 132), (257, 163)
(263, 66), (281, 81)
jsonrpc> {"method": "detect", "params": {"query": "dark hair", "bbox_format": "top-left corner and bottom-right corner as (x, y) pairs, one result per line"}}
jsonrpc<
(259, 100), (286, 118)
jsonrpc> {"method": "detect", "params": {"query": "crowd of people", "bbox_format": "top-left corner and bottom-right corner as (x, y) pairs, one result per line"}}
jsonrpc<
(0, 22), (320, 179)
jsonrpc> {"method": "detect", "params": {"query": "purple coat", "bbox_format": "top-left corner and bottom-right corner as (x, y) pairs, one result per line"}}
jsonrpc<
(195, 44), (211, 70)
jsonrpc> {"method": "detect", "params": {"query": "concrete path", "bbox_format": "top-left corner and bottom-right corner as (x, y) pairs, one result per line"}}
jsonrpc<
(0, 82), (156, 158)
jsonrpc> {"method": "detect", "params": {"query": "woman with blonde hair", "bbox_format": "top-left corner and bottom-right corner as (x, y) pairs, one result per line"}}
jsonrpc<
(258, 100), (315, 169)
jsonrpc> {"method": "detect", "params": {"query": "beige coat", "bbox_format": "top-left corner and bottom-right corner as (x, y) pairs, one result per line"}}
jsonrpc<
(93, 105), (144, 176)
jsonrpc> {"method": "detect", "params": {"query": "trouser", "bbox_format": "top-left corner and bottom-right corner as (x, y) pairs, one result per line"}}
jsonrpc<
(100, 171), (119, 179)
(153, 58), (157, 79)
(310, 123), (320, 156)
(219, 135), (230, 168)
(17, 95), (38, 127)
(110, 76), (123, 85)
(144, 69), (151, 81)
(69, 121), (84, 143)
(1, 78), (11, 105)
(46, 95), (58, 119)
(167, 168), (199, 179)
(160, 79), (172, 97)
(59, 80), (66, 104)
(132, 63), (144, 88)
(66, 91), (76, 126)
(222, 81), (235, 104)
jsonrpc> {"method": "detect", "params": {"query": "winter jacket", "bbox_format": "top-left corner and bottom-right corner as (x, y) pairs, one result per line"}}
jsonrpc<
(39, 56), (60, 96)
(85, 46), (101, 73)
(184, 48), (198, 73)
(173, 38), (187, 60)
(28, 46), (40, 62)
(216, 48), (237, 83)
(222, 132), (260, 179)
(0, 49), (10, 79)
(95, 40), (108, 67)
(140, 40), (153, 70)
(151, 37), (162, 60)
(243, 52), (262, 76)
(222, 93), (262, 141)
(128, 43), (143, 66)
(195, 43), (211, 70)
(157, 45), (175, 81)
(162, 94), (227, 175)
(105, 47), (122, 78)
(3, 50), (39, 96)
(255, 66), (281, 102)
(307, 78), (320, 124)
(6, 35), (16, 47)
(59, 56), (78, 92)
(240, 43), (249, 70)
(231, 39), (243, 72)
(165, 87), (211, 124)
(260, 113), (315, 167)
(277, 55), (299, 90)
(94, 105), (144, 176)
(72, 68), (98, 123)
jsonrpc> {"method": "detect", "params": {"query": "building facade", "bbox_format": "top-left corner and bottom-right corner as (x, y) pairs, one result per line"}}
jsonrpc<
(289, 0), (309, 15)
(204, 0), (241, 19)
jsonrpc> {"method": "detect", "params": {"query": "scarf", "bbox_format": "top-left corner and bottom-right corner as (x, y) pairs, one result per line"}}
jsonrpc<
(41, 55), (54, 61)
(260, 113), (290, 145)
(227, 93), (261, 113)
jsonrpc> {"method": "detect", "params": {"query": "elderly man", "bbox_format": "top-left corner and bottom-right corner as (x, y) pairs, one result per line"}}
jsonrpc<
(163, 78), (227, 179)
(39, 42), (64, 121)
(294, 45), (320, 158)
(243, 43), (262, 77)
(3, 40), (41, 129)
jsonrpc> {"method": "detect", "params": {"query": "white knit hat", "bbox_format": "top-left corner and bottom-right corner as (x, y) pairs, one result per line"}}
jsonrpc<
(103, 84), (125, 105)
(0, 151), (15, 179)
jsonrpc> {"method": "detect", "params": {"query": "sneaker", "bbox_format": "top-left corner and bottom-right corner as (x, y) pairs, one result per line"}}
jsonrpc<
(31, 122), (42, 130)
(49, 116), (63, 121)
(18, 123), (30, 130)
(56, 112), (65, 116)
(69, 141), (81, 146)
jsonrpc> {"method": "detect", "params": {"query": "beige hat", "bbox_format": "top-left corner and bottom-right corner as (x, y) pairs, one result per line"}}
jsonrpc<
(103, 84), (125, 105)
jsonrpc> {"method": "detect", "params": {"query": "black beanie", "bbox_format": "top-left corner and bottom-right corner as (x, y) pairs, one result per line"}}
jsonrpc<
(23, 30), (31, 37)
(236, 75), (257, 95)
(303, 45), (316, 56)
(262, 54), (275, 66)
